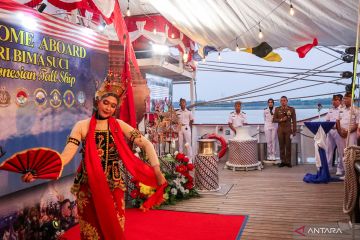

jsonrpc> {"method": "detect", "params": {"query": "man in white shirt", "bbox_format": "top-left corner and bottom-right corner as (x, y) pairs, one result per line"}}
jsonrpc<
(228, 101), (247, 135)
(336, 92), (358, 176)
(264, 98), (278, 160)
(325, 94), (342, 172)
(176, 98), (194, 159)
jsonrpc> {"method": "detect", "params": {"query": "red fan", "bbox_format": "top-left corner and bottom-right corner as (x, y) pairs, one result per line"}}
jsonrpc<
(0, 148), (63, 180)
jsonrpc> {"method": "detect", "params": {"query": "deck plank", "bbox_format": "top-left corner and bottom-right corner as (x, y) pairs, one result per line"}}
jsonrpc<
(161, 161), (357, 239)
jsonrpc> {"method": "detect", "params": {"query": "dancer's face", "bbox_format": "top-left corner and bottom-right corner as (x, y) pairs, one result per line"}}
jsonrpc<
(97, 96), (118, 118)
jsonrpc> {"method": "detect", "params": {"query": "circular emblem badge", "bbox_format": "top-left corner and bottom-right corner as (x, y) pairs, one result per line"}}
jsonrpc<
(0, 86), (11, 107)
(34, 88), (47, 106)
(50, 89), (62, 108)
(63, 90), (75, 108)
(76, 91), (86, 106)
(15, 88), (29, 107)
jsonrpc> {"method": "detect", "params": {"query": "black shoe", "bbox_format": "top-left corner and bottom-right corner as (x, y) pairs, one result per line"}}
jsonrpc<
(286, 164), (292, 168)
(278, 163), (285, 168)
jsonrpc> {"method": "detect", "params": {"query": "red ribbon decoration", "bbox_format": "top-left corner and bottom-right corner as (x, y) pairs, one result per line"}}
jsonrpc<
(296, 38), (318, 58)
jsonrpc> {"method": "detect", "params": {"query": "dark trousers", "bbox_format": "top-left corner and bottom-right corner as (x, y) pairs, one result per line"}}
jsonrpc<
(278, 127), (291, 164)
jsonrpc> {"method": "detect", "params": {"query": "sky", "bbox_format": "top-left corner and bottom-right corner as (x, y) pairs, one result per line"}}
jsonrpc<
(173, 47), (354, 104)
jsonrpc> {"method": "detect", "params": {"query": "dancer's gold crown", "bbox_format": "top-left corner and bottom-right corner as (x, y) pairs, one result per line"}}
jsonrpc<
(95, 72), (127, 100)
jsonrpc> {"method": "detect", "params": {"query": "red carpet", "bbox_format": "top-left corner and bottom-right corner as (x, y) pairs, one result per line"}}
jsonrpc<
(62, 209), (248, 240)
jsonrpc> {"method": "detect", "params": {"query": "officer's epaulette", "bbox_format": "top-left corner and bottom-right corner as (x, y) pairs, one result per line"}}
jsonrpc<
(230, 111), (234, 114)
(264, 107), (267, 110)
(242, 111), (246, 114)
(175, 109), (180, 111)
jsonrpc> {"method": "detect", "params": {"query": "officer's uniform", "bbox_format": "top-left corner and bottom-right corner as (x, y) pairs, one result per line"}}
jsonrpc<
(325, 106), (342, 170)
(264, 107), (278, 160)
(336, 106), (358, 175)
(273, 106), (296, 166)
(176, 108), (194, 158)
(228, 111), (247, 132)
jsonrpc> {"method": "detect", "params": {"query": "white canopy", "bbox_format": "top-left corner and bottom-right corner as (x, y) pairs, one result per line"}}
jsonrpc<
(17, 0), (359, 49)
(140, 0), (358, 49)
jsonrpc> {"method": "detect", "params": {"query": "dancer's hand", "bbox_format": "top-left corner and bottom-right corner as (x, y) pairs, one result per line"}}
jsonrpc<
(153, 166), (166, 186)
(21, 172), (35, 183)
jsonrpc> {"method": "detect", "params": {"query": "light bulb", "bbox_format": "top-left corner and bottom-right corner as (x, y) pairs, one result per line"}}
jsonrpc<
(202, 58), (206, 63)
(258, 29), (263, 39)
(171, 33), (175, 38)
(183, 52), (188, 62)
(126, 7), (131, 17)
(98, 23), (106, 31)
(236, 44), (240, 52)
(153, 28), (157, 35)
(217, 52), (221, 62)
(290, 4), (294, 16)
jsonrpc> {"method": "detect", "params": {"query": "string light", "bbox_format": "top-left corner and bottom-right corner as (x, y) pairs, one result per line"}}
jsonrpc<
(258, 23), (263, 39)
(235, 38), (239, 52)
(230, 1), (286, 50)
(153, 27), (157, 35)
(236, 44), (240, 52)
(183, 52), (189, 62)
(289, 0), (294, 16)
(171, 33), (175, 38)
(98, 22), (106, 32)
(217, 52), (221, 62)
(126, 0), (131, 16)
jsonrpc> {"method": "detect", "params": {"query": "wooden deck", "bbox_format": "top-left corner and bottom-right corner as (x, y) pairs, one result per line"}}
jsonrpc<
(162, 161), (358, 240)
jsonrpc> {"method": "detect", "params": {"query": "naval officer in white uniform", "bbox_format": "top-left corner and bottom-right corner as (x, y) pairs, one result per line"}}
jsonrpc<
(325, 94), (342, 172)
(228, 101), (247, 135)
(336, 92), (358, 176)
(176, 98), (194, 159)
(264, 98), (278, 160)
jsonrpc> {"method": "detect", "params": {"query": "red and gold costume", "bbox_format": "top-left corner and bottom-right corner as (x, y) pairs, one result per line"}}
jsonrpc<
(61, 117), (166, 240)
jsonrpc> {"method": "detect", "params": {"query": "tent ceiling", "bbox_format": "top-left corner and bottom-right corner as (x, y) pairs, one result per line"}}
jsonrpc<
(128, 0), (358, 49)
(119, 0), (158, 16)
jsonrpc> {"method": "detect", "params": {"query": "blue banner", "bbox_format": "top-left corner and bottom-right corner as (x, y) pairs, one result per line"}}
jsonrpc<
(0, 14), (108, 196)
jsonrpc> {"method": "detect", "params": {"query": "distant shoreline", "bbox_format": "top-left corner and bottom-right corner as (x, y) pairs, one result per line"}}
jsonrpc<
(174, 97), (334, 110)
(194, 105), (332, 110)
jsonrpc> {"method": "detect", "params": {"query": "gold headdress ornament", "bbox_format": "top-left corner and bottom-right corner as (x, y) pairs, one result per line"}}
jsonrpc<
(95, 71), (127, 101)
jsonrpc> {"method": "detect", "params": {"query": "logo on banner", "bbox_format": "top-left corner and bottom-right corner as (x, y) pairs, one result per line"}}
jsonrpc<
(15, 88), (29, 107)
(63, 90), (75, 108)
(0, 87), (11, 107)
(76, 91), (86, 106)
(34, 88), (47, 106)
(50, 89), (62, 108)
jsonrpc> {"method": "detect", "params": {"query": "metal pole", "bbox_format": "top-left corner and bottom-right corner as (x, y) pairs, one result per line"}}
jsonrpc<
(190, 72), (196, 157)
(190, 72), (196, 110)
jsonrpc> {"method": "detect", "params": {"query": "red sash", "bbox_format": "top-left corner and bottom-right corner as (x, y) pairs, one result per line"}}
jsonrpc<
(85, 116), (167, 239)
